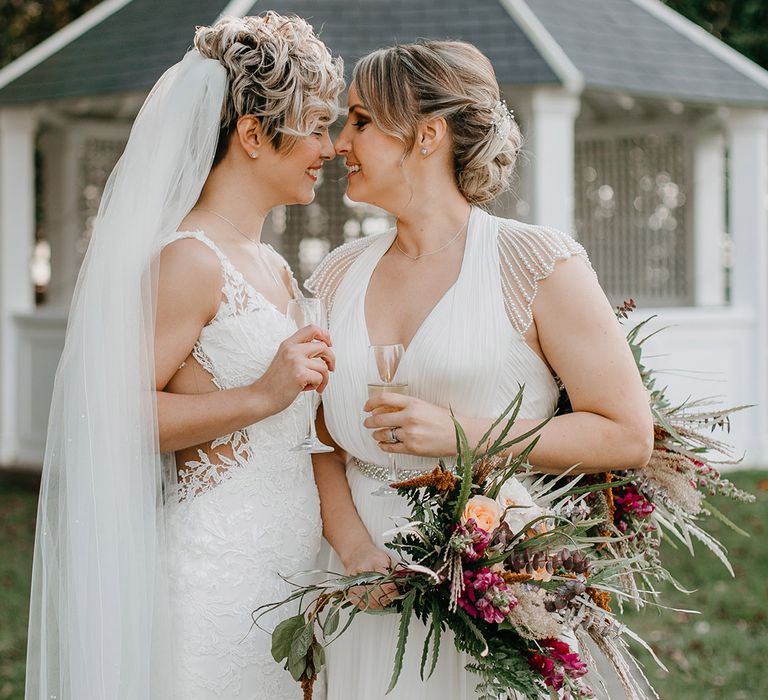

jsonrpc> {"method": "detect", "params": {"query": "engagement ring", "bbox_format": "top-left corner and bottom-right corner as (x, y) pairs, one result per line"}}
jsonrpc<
(389, 428), (400, 444)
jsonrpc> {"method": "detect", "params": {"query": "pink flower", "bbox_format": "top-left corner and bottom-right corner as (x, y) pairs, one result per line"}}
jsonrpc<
(449, 519), (490, 562)
(456, 567), (518, 624)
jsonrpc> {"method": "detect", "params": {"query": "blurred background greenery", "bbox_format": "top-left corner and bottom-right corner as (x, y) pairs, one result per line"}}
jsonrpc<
(2, 469), (766, 699)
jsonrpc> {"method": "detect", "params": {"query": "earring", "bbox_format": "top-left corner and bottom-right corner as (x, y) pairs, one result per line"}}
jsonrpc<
(420, 147), (428, 156)
(249, 151), (257, 159)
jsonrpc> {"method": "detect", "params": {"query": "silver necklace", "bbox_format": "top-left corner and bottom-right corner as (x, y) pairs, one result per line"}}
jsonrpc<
(192, 207), (284, 290)
(394, 217), (468, 261)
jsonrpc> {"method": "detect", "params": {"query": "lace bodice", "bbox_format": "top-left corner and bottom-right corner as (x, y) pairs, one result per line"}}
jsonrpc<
(306, 209), (593, 472)
(162, 230), (309, 500)
(161, 230), (320, 699)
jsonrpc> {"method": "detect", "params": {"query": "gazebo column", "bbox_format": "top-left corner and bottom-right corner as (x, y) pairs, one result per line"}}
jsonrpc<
(727, 109), (768, 463)
(692, 130), (726, 305)
(529, 88), (580, 233)
(0, 108), (37, 465)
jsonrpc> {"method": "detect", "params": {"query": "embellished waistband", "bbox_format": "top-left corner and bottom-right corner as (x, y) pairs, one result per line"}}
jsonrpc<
(350, 457), (456, 483)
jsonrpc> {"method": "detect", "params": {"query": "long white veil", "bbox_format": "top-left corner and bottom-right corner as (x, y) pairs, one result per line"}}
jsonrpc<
(25, 50), (226, 699)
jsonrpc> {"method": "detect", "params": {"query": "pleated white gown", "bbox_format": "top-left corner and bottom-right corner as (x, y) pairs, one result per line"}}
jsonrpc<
(307, 207), (590, 699)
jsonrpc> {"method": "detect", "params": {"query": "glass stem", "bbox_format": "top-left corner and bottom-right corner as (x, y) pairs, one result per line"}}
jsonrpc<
(304, 392), (317, 441)
(387, 452), (399, 483)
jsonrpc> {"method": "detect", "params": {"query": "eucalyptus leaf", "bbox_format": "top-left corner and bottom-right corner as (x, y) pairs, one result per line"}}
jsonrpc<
(271, 615), (305, 663)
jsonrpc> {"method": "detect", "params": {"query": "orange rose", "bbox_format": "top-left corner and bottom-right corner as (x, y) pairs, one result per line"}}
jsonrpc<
(461, 495), (502, 533)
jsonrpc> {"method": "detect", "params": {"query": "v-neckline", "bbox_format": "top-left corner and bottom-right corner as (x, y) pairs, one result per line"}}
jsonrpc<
(361, 207), (477, 354)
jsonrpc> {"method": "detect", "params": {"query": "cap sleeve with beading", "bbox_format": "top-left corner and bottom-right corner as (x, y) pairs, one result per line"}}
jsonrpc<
(496, 218), (595, 336)
(304, 235), (379, 316)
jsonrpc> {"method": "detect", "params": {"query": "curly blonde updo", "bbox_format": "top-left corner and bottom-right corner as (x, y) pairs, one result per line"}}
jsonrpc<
(194, 12), (344, 162)
(353, 41), (521, 206)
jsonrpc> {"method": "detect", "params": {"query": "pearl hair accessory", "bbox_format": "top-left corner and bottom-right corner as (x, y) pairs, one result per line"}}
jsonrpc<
(490, 99), (514, 135)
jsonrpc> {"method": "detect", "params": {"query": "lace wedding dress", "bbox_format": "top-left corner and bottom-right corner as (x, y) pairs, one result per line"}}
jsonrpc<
(163, 231), (320, 699)
(306, 207), (591, 699)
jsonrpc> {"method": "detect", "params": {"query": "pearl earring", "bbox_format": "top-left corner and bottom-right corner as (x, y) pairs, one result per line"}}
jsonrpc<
(249, 151), (257, 159)
(420, 147), (428, 156)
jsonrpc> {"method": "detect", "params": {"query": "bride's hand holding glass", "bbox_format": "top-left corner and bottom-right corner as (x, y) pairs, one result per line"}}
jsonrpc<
(253, 324), (335, 415)
(363, 393), (459, 458)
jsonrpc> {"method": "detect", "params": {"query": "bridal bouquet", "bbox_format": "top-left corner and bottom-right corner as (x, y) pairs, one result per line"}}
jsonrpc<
(255, 391), (658, 700)
(557, 300), (755, 606)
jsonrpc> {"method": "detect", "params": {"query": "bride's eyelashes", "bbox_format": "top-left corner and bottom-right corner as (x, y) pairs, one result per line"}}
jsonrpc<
(352, 119), (368, 130)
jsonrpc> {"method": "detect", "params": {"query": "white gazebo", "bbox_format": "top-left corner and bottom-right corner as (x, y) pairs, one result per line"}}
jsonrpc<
(1, 0), (767, 468)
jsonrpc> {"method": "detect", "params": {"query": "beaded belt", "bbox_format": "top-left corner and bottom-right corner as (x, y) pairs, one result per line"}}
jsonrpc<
(350, 457), (456, 483)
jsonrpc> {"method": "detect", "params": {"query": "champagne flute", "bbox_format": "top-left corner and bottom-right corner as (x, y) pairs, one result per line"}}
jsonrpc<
(367, 344), (408, 496)
(287, 297), (334, 453)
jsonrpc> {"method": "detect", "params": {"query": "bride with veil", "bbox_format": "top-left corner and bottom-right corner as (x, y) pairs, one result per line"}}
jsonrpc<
(24, 13), (343, 699)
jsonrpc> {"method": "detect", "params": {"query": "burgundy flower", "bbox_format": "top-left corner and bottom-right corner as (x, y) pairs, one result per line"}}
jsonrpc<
(614, 485), (655, 520)
(528, 638), (590, 693)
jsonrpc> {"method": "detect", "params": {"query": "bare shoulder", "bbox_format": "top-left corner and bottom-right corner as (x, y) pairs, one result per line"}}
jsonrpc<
(158, 237), (223, 323)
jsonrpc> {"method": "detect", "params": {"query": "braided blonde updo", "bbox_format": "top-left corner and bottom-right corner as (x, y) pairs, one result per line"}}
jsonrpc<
(353, 41), (521, 206)
(194, 12), (344, 162)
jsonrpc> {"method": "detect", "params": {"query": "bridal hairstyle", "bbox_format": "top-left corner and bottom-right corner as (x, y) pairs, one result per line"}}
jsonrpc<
(25, 13), (342, 700)
(352, 40), (522, 205)
(194, 13), (344, 164)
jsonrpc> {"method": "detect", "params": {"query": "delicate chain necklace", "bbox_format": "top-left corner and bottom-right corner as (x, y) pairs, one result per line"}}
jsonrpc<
(394, 216), (468, 261)
(192, 207), (284, 290)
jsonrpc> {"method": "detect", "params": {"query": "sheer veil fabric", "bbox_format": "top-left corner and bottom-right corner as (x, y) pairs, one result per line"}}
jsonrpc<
(25, 51), (226, 699)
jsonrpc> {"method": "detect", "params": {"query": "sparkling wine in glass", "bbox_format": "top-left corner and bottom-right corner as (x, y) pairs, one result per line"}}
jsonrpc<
(367, 344), (408, 496)
(287, 297), (334, 453)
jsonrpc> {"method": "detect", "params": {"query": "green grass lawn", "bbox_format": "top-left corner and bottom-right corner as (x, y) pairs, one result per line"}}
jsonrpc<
(0, 469), (765, 699)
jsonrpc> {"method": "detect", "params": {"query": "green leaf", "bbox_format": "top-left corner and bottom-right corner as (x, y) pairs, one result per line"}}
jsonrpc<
(419, 622), (433, 681)
(429, 597), (442, 679)
(322, 605), (341, 637)
(287, 623), (314, 681)
(386, 589), (416, 693)
(451, 418), (476, 522)
(312, 640), (326, 670)
(705, 500), (751, 538)
(271, 615), (305, 662)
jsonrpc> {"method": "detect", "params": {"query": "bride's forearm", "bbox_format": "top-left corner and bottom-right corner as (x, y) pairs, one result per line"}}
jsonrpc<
(459, 411), (653, 474)
(156, 385), (273, 452)
(312, 409), (376, 567)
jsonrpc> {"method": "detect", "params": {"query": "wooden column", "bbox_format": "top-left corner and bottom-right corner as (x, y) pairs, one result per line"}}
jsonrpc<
(727, 109), (768, 464)
(0, 107), (37, 465)
(529, 88), (580, 233)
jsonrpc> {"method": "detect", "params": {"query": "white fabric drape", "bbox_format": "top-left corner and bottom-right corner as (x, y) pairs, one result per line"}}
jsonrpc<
(321, 206), (560, 473)
(25, 51), (226, 699)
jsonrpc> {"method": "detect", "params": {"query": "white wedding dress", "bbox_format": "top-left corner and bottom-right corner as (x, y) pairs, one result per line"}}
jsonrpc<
(306, 207), (591, 699)
(162, 231), (320, 699)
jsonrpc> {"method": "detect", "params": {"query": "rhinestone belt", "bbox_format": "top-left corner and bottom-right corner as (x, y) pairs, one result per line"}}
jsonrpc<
(350, 457), (456, 483)
(350, 457), (430, 483)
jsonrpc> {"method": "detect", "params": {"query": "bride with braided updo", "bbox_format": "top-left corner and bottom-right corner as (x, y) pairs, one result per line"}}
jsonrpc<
(307, 41), (653, 699)
(25, 13), (342, 700)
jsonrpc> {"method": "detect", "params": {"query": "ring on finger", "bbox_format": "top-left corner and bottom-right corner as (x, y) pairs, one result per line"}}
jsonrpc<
(388, 427), (400, 444)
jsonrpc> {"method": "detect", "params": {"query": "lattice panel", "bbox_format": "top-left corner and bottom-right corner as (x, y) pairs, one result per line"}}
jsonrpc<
(281, 154), (393, 285)
(575, 132), (692, 306)
(77, 135), (127, 260)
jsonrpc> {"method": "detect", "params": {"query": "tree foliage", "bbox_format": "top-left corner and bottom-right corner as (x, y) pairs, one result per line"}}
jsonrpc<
(0, 0), (100, 69)
(662, 0), (768, 69)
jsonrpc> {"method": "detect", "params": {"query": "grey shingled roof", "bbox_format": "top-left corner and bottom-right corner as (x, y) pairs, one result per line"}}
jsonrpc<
(0, 0), (557, 105)
(528, 0), (768, 105)
(0, 0), (767, 106)
(0, 0), (227, 105)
